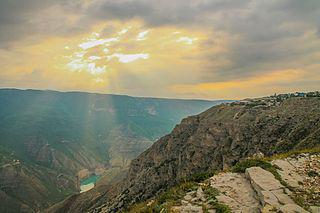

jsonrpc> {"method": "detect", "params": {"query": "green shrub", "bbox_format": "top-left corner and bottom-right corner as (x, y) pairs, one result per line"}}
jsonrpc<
(307, 170), (319, 177)
(157, 181), (197, 205)
(231, 159), (273, 173)
(214, 203), (232, 213)
(188, 170), (216, 182)
(203, 186), (220, 200)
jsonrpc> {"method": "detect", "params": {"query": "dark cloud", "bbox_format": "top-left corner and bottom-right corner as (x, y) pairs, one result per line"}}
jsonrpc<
(82, 0), (320, 82)
(0, 0), (86, 48)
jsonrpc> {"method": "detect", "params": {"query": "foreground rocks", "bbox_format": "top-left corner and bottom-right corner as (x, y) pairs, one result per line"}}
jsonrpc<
(169, 153), (319, 213)
(210, 172), (260, 212)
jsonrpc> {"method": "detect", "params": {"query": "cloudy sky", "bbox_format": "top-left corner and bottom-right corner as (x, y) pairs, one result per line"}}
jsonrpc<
(0, 0), (319, 99)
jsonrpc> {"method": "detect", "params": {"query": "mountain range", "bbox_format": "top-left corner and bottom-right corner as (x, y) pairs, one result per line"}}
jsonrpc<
(0, 89), (225, 212)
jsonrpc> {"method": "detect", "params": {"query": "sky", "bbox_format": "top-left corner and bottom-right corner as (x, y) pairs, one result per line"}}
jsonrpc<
(0, 0), (319, 100)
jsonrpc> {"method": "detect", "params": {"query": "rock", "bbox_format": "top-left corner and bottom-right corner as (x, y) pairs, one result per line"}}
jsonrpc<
(181, 200), (189, 206)
(279, 204), (308, 213)
(262, 204), (277, 212)
(310, 206), (320, 213)
(246, 167), (283, 192)
(191, 197), (198, 202)
(180, 204), (203, 213)
(184, 194), (193, 201)
(210, 172), (260, 212)
(259, 190), (281, 208)
(197, 187), (206, 201)
(272, 159), (303, 188)
(271, 189), (295, 205)
(245, 167), (302, 211)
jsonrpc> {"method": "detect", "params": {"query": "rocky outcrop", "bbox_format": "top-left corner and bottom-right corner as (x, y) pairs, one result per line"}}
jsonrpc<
(161, 153), (318, 212)
(102, 97), (320, 212)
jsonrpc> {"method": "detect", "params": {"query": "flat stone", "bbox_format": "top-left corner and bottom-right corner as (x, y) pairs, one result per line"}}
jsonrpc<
(181, 204), (203, 213)
(271, 189), (294, 205)
(272, 159), (303, 188)
(246, 167), (283, 192)
(260, 190), (281, 208)
(210, 172), (260, 212)
(216, 195), (240, 208)
(279, 204), (308, 213)
(310, 206), (320, 213)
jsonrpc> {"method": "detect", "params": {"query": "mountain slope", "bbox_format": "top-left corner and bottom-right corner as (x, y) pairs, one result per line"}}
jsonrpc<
(0, 88), (222, 212)
(56, 95), (320, 212)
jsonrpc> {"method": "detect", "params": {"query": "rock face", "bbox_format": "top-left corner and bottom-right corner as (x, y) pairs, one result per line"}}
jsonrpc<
(245, 167), (294, 209)
(53, 97), (320, 212)
(210, 172), (260, 212)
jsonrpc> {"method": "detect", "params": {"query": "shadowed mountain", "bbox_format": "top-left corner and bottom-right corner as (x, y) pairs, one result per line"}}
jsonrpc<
(0, 88), (226, 212)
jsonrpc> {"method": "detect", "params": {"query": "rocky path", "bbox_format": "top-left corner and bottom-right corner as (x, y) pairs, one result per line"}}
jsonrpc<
(171, 153), (320, 213)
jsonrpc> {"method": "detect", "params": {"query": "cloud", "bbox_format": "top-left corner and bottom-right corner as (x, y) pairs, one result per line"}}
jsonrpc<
(137, 30), (149, 41)
(79, 37), (119, 50)
(0, 0), (320, 99)
(107, 53), (150, 63)
(176, 37), (198, 45)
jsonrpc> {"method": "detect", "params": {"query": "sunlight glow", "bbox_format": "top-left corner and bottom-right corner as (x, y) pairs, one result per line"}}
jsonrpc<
(176, 36), (198, 45)
(79, 37), (119, 50)
(107, 53), (150, 63)
(137, 30), (149, 41)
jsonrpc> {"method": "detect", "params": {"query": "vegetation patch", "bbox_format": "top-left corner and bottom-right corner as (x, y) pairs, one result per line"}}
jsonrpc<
(264, 147), (320, 161)
(187, 170), (217, 183)
(126, 181), (198, 213)
(203, 185), (231, 213)
(231, 159), (274, 173)
(307, 170), (319, 177)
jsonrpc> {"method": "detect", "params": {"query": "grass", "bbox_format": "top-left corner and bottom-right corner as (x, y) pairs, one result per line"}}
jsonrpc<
(202, 185), (231, 213)
(126, 181), (198, 213)
(187, 170), (217, 183)
(307, 170), (319, 177)
(231, 159), (274, 173)
(127, 170), (228, 213)
(263, 147), (320, 161)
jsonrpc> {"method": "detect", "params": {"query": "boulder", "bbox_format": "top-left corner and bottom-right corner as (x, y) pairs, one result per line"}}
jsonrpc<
(245, 167), (283, 192)
(279, 204), (308, 213)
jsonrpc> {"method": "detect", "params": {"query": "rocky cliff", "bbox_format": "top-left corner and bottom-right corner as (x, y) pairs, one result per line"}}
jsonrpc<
(51, 95), (320, 212)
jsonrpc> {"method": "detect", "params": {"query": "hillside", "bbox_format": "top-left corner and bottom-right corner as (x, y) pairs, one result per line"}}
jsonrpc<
(127, 150), (319, 212)
(0, 89), (221, 212)
(51, 95), (320, 212)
